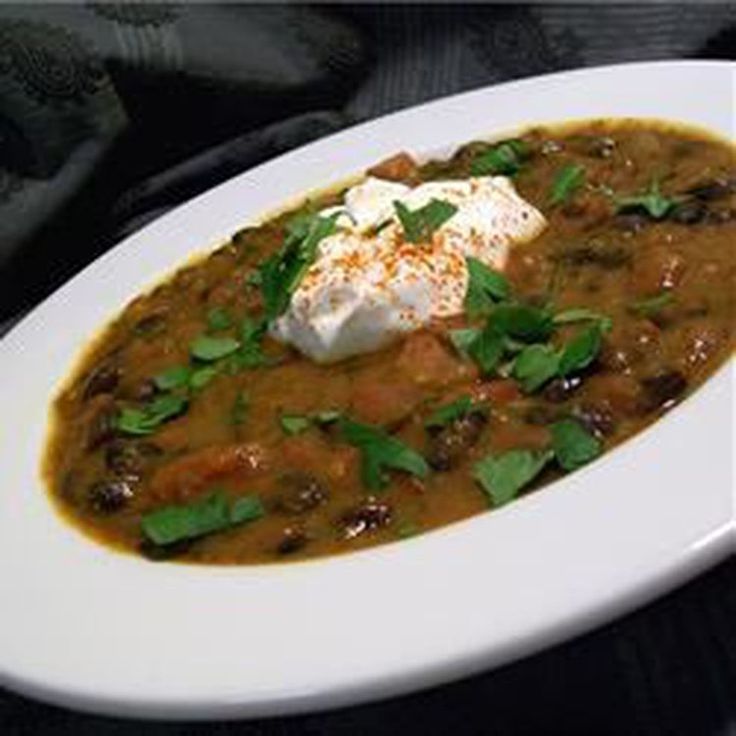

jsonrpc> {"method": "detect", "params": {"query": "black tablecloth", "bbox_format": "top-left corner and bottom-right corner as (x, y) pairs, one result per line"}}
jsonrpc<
(1, 4), (734, 734)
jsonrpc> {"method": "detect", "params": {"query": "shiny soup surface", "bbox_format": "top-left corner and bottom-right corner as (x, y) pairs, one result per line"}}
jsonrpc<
(44, 120), (736, 564)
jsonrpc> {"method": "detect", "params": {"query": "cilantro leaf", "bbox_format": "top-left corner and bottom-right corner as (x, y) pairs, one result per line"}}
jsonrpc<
(449, 327), (481, 357)
(279, 414), (312, 436)
(206, 307), (233, 332)
(425, 395), (475, 429)
(189, 365), (219, 390)
(341, 419), (429, 490)
(259, 211), (339, 321)
(465, 256), (510, 318)
(470, 139), (528, 176)
(394, 199), (458, 243)
(616, 180), (677, 220)
(141, 491), (264, 547)
(489, 303), (554, 342)
(512, 344), (560, 393)
(549, 164), (586, 206)
(116, 393), (188, 436)
(190, 335), (241, 362)
(554, 308), (613, 332)
(467, 324), (506, 375)
(550, 419), (601, 471)
(153, 365), (192, 391)
(558, 323), (603, 377)
(628, 291), (674, 317)
(473, 449), (554, 507)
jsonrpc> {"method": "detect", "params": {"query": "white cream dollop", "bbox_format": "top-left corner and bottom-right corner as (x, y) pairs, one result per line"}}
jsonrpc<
(271, 176), (546, 363)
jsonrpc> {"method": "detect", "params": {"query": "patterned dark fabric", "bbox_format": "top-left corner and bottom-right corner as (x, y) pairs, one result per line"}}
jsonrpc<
(0, 4), (734, 734)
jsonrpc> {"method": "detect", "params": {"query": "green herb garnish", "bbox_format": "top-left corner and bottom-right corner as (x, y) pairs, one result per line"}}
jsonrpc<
(490, 303), (554, 342)
(153, 365), (191, 391)
(465, 256), (510, 318)
(549, 164), (586, 206)
(189, 365), (219, 390)
(512, 344), (560, 393)
(473, 449), (554, 507)
(394, 199), (458, 244)
(470, 139), (528, 176)
(425, 395), (475, 429)
(341, 418), (429, 491)
(116, 394), (188, 436)
(190, 335), (241, 362)
(141, 490), (264, 547)
(206, 307), (233, 332)
(557, 323), (603, 377)
(554, 308), (613, 332)
(279, 414), (312, 436)
(449, 327), (481, 357)
(550, 419), (601, 471)
(628, 291), (674, 317)
(616, 179), (677, 220)
(259, 211), (340, 321)
(467, 323), (506, 375)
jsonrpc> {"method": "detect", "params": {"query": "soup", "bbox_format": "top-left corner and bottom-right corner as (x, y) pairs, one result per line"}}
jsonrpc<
(44, 119), (735, 564)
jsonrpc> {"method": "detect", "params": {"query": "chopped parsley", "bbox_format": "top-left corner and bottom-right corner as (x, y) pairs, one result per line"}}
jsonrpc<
(394, 198), (458, 244)
(259, 211), (340, 322)
(473, 449), (554, 507)
(116, 394), (188, 436)
(616, 179), (678, 220)
(141, 490), (264, 547)
(512, 344), (560, 393)
(279, 414), (312, 436)
(153, 365), (191, 391)
(470, 139), (528, 177)
(628, 291), (674, 317)
(425, 395), (476, 429)
(549, 164), (586, 206)
(190, 335), (241, 362)
(341, 418), (429, 491)
(557, 323), (603, 377)
(553, 308), (613, 332)
(465, 256), (510, 318)
(550, 419), (601, 471)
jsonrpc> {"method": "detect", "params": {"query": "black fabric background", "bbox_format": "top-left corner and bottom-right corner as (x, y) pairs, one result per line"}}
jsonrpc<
(0, 4), (734, 734)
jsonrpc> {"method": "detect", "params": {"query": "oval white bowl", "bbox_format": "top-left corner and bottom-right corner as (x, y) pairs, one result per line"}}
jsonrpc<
(0, 61), (733, 720)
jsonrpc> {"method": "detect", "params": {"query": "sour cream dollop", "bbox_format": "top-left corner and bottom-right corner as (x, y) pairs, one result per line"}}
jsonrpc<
(271, 176), (546, 363)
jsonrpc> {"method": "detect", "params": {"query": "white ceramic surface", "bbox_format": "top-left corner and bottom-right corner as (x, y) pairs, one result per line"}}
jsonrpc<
(0, 61), (733, 720)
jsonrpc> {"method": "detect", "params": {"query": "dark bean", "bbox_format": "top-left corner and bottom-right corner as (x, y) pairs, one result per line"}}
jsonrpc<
(571, 402), (616, 438)
(87, 405), (118, 450)
(276, 526), (309, 555)
(82, 362), (121, 399)
(273, 472), (329, 515)
(686, 176), (736, 201)
(87, 478), (135, 513)
(427, 411), (487, 471)
(133, 312), (167, 337)
(670, 200), (707, 225)
(543, 375), (584, 403)
(640, 370), (688, 412)
(339, 499), (393, 540)
(589, 136), (616, 159)
(105, 440), (161, 477)
(615, 213), (648, 234)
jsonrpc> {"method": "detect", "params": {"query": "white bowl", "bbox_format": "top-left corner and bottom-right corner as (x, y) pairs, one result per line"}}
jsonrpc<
(0, 61), (733, 720)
